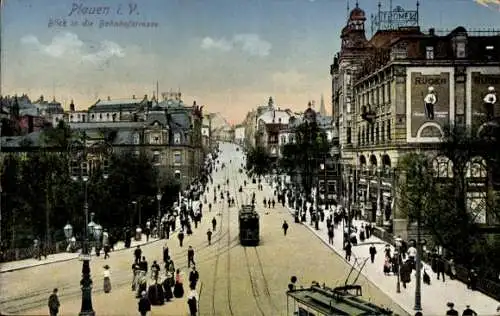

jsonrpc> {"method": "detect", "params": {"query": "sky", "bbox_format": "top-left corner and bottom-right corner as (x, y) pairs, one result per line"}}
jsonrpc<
(1, 0), (499, 123)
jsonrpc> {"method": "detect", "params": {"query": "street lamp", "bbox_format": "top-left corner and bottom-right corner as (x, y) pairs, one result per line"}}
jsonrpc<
(69, 137), (112, 316)
(156, 192), (162, 238)
(395, 236), (403, 293)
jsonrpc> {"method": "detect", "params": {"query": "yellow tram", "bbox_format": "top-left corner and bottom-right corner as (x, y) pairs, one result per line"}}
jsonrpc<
(287, 284), (393, 316)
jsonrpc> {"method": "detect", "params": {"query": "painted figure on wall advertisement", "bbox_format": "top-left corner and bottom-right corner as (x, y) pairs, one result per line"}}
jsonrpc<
(471, 72), (500, 124)
(484, 86), (497, 120)
(410, 72), (450, 138)
(424, 86), (437, 120)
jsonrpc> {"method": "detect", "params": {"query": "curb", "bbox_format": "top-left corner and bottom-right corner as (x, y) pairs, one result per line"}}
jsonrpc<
(0, 236), (163, 274)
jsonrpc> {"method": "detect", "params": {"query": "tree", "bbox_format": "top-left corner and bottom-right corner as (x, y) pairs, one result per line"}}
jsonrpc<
(398, 123), (500, 274)
(278, 121), (330, 195)
(246, 146), (272, 176)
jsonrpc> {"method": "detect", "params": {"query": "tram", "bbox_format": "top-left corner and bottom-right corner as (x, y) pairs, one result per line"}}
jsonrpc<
(286, 284), (393, 316)
(239, 205), (260, 246)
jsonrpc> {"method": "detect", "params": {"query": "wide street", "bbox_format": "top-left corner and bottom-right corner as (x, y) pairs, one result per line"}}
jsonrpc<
(1, 142), (408, 316)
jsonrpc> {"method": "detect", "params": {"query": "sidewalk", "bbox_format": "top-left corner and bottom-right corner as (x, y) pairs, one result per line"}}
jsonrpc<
(0, 233), (160, 273)
(273, 185), (500, 316)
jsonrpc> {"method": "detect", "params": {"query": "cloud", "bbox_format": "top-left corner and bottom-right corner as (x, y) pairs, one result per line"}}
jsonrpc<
(200, 33), (271, 57)
(200, 37), (233, 52)
(474, 0), (500, 10)
(233, 33), (271, 57)
(20, 32), (125, 64)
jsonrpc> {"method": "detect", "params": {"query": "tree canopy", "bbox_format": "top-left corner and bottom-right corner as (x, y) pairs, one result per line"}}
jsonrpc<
(246, 145), (272, 176)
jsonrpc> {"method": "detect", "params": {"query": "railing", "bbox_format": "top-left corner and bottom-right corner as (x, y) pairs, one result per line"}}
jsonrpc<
(0, 240), (83, 262)
(372, 227), (500, 301)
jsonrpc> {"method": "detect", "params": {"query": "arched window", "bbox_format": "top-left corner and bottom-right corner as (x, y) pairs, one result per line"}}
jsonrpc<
(466, 157), (487, 178)
(432, 156), (453, 178)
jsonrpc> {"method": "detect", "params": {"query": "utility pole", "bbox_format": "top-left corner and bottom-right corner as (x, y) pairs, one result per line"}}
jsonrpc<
(45, 174), (50, 248)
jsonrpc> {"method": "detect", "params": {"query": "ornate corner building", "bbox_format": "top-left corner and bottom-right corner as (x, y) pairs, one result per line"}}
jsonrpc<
(331, 2), (500, 239)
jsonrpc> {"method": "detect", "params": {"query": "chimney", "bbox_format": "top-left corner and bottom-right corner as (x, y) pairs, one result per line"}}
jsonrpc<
(132, 95), (136, 99)
(70, 100), (75, 112)
(107, 96), (111, 101)
(429, 28), (435, 36)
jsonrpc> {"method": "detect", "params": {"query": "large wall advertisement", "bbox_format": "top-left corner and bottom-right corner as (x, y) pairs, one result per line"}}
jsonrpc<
(407, 68), (453, 142)
(469, 71), (500, 126)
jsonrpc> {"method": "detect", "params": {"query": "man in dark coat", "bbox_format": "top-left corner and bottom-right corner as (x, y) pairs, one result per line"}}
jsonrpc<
(178, 230), (185, 247)
(138, 291), (151, 316)
(212, 217), (217, 231)
(139, 256), (148, 273)
(187, 246), (195, 268)
(282, 220), (289, 236)
(48, 288), (60, 316)
(189, 266), (200, 289)
(163, 245), (169, 264)
(369, 244), (377, 263)
(134, 246), (142, 264)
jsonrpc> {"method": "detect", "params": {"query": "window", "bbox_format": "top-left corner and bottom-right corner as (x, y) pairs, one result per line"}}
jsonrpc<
(381, 121), (385, 142)
(174, 151), (182, 165)
(152, 151), (160, 164)
(433, 156), (453, 178)
(281, 135), (287, 144)
(174, 133), (181, 144)
(133, 133), (140, 144)
(466, 158), (487, 178)
(357, 128), (361, 145)
(174, 170), (181, 179)
(288, 135), (294, 143)
(370, 124), (375, 144)
(456, 42), (466, 58)
(387, 120), (391, 140)
(150, 134), (160, 144)
(467, 192), (487, 224)
(346, 126), (352, 144)
(375, 123), (380, 144)
(426, 46), (434, 60)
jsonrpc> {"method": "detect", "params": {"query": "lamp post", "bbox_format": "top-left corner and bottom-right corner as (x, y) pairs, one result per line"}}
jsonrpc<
(413, 164), (425, 312)
(395, 235), (402, 293)
(156, 192), (162, 239)
(131, 201), (138, 227)
(69, 136), (112, 316)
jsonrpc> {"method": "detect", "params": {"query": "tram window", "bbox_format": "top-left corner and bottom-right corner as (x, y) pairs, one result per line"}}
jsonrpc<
(298, 307), (315, 316)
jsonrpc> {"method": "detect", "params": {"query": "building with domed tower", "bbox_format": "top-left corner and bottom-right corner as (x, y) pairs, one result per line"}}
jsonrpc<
(331, 1), (500, 239)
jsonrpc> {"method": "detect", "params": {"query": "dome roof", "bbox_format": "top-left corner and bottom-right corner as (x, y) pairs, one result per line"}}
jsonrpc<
(349, 6), (366, 21)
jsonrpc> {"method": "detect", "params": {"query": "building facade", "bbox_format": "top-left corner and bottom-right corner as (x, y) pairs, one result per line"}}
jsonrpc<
(331, 4), (500, 238)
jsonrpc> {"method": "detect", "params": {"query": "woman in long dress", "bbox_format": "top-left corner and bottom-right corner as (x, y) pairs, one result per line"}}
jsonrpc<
(103, 265), (112, 293)
(173, 269), (184, 298)
(163, 271), (174, 301)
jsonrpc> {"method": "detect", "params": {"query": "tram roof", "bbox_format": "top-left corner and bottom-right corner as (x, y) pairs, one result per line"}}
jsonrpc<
(287, 285), (392, 316)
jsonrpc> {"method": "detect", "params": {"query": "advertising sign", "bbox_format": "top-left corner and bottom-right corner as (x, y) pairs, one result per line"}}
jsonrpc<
(471, 72), (500, 124)
(409, 71), (451, 138)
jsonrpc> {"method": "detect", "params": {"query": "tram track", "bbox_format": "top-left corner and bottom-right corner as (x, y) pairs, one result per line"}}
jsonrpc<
(232, 163), (280, 316)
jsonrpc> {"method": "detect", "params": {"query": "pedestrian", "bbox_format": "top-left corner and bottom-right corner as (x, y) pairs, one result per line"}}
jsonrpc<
(47, 288), (60, 316)
(467, 269), (478, 290)
(144, 226), (150, 242)
(187, 284), (199, 316)
(103, 264), (112, 293)
(327, 226), (334, 244)
(462, 305), (477, 316)
(187, 246), (196, 268)
(134, 246), (142, 264)
(163, 244), (169, 264)
(174, 269), (185, 298)
(140, 256), (148, 273)
(207, 229), (213, 245)
(151, 260), (160, 282)
(345, 242), (352, 262)
(369, 243), (377, 263)
(189, 266), (199, 289)
(212, 217), (217, 231)
(132, 261), (141, 291)
(209, 203), (212, 212)
(138, 291), (151, 316)
(178, 229), (185, 247)
(436, 255), (446, 282)
(282, 220), (289, 236)
(103, 243), (110, 259)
